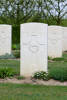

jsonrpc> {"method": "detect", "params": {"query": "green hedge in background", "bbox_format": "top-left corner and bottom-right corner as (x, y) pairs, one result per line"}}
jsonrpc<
(12, 25), (20, 44)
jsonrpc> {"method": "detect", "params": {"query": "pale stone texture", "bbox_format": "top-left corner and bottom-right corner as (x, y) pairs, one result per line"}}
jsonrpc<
(20, 23), (48, 77)
(48, 26), (63, 58)
(62, 27), (67, 51)
(0, 25), (11, 55)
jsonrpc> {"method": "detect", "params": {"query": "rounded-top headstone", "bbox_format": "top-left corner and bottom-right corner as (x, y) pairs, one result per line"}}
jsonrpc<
(0, 24), (11, 55)
(48, 25), (63, 58)
(20, 23), (48, 77)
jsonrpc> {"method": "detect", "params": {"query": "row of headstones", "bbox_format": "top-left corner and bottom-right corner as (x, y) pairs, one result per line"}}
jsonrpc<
(0, 23), (67, 76)
(0, 24), (67, 57)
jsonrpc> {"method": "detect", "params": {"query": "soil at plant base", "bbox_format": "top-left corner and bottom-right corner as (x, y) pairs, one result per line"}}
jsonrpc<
(0, 78), (67, 86)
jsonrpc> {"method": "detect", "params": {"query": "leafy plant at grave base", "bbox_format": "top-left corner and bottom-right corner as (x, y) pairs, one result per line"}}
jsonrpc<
(12, 44), (20, 50)
(16, 76), (25, 80)
(49, 66), (67, 82)
(33, 71), (49, 81)
(12, 50), (20, 58)
(0, 67), (16, 78)
(0, 53), (15, 59)
(52, 57), (65, 61)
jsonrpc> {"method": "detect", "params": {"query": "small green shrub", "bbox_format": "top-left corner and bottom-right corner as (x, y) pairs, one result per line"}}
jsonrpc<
(0, 67), (15, 78)
(12, 44), (20, 50)
(0, 53), (15, 59)
(33, 71), (49, 81)
(49, 66), (67, 82)
(12, 44), (16, 50)
(12, 50), (20, 58)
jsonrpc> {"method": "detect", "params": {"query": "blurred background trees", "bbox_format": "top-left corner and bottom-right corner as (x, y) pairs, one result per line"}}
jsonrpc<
(0, 0), (67, 44)
(0, 0), (67, 25)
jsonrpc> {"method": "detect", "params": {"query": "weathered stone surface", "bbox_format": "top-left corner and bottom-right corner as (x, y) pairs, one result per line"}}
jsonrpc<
(0, 25), (11, 55)
(20, 23), (48, 77)
(48, 26), (62, 58)
(62, 27), (67, 51)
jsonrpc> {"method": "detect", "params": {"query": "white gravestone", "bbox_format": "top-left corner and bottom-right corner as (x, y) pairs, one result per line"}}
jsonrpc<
(62, 27), (67, 51)
(20, 23), (48, 77)
(48, 26), (62, 58)
(0, 25), (11, 55)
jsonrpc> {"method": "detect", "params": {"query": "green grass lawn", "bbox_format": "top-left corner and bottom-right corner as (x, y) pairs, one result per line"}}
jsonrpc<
(0, 53), (67, 99)
(0, 83), (67, 100)
(0, 53), (67, 79)
(0, 59), (67, 75)
(0, 60), (20, 75)
(0, 53), (67, 71)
